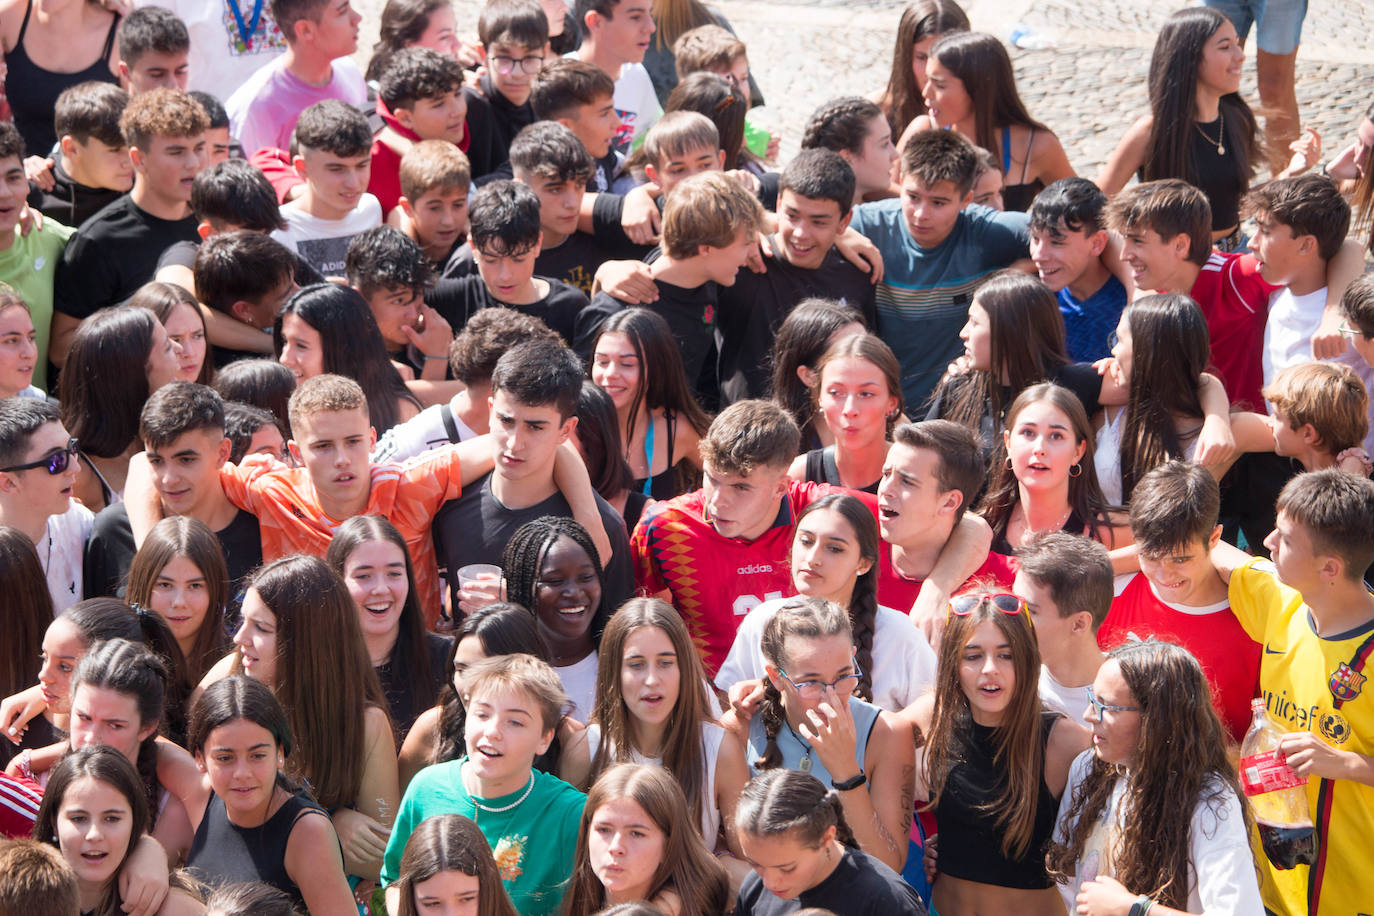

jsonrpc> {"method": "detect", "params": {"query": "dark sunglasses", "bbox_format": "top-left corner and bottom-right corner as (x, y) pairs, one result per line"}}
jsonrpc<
(0, 438), (79, 475)
(947, 592), (1029, 620)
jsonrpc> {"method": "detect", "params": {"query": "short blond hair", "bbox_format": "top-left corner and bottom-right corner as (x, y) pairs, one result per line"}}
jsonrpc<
(673, 24), (746, 80)
(643, 111), (720, 172)
(287, 374), (368, 438)
(1263, 361), (1369, 454)
(0, 839), (80, 916)
(661, 171), (763, 261)
(399, 139), (472, 203)
(463, 653), (567, 732)
(700, 399), (799, 476)
(120, 87), (208, 150)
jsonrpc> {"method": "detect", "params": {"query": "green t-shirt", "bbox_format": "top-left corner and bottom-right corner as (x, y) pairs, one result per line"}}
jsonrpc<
(0, 218), (74, 391)
(382, 759), (586, 916)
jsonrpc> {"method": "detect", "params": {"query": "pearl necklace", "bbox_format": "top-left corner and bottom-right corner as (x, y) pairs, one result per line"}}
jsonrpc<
(465, 764), (535, 814)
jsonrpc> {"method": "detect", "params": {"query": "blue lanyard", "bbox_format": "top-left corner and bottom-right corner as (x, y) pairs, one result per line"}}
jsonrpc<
(640, 418), (655, 496)
(226, 0), (265, 50)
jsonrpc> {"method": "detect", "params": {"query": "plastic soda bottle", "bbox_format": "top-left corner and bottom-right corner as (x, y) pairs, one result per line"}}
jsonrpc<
(1239, 698), (1318, 869)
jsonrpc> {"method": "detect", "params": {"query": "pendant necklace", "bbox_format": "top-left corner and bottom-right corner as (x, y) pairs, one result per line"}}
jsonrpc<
(1195, 111), (1225, 156)
(785, 719), (815, 773)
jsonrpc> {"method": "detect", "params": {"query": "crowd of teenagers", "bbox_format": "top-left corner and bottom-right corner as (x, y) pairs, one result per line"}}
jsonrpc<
(0, 0), (1373, 914)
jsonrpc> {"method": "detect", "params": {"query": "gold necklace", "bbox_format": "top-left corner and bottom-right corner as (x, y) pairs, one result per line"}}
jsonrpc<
(1195, 111), (1225, 156)
(1018, 503), (1074, 546)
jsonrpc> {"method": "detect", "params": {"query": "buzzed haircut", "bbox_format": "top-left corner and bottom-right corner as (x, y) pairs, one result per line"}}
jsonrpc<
(701, 400), (800, 475)
(1340, 273), (1374, 338)
(479, 0), (550, 49)
(117, 6), (190, 63)
(0, 122), (22, 161)
(1016, 532), (1113, 628)
(194, 231), (298, 313)
(345, 226), (435, 298)
(509, 121), (594, 184)
(468, 179), (542, 257)
(0, 397), (61, 470)
(287, 373), (369, 437)
(891, 420), (983, 522)
(802, 96), (884, 157)
(1245, 173), (1352, 262)
(1105, 179), (1213, 268)
(1128, 459), (1220, 557)
(119, 87), (209, 149)
(449, 306), (563, 386)
(270, 0), (331, 42)
(223, 402), (281, 463)
(376, 47), (464, 113)
(0, 838), (80, 916)
(55, 82), (130, 148)
(139, 381), (226, 449)
(899, 128), (978, 196)
(673, 24), (746, 80)
(1263, 361), (1369, 455)
(189, 90), (229, 130)
(1276, 469), (1374, 581)
(779, 148), (856, 217)
(642, 111), (720, 169)
(660, 170), (764, 261)
(529, 59), (616, 121)
(293, 99), (372, 159)
(399, 139), (471, 202)
(490, 338), (584, 420)
(1029, 176), (1109, 238)
(191, 159), (286, 231)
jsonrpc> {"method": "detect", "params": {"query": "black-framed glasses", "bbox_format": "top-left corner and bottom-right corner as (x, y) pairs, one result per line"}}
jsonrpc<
(0, 438), (79, 475)
(778, 659), (863, 700)
(948, 592), (1028, 620)
(491, 54), (544, 74)
(1085, 684), (1142, 722)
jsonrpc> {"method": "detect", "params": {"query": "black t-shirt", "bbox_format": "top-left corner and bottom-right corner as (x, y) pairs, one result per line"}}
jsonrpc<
(82, 502), (263, 605)
(27, 157), (124, 229)
(536, 231), (637, 297)
(736, 847), (927, 916)
(438, 241), (474, 279)
(376, 630), (453, 744)
(462, 74), (535, 182)
(426, 274), (588, 343)
(156, 239), (325, 286)
(758, 171), (781, 212)
(717, 236), (877, 405)
(432, 471), (634, 615)
(54, 196), (200, 318)
(575, 275), (718, 378)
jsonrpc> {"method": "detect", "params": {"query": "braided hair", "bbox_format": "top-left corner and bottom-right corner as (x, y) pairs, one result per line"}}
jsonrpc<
(757, 598), (855, 770)
(501, 516), (612, 644)
(736, 768), (859, 849)
(794, 495), (880, 702)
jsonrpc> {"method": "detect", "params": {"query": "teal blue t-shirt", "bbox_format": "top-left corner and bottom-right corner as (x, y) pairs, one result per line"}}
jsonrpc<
(382, 759), (586, 916)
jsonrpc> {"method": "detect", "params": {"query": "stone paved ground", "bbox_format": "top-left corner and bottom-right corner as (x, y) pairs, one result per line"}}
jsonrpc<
(357, 0), (1373, 178)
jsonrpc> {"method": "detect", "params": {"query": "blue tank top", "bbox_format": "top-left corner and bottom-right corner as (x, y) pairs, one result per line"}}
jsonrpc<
(746, 696), (881, 784)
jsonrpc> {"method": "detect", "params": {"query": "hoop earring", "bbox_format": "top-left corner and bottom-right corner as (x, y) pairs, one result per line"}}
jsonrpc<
(1069, 463), (1083, 478)
(1005, 456), (1014, 470)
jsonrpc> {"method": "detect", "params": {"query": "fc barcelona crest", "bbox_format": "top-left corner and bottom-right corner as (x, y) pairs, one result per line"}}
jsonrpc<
(1329, 662), (1368, 702)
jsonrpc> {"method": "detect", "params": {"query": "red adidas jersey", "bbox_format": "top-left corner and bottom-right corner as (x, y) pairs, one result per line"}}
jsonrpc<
(0, 772), (41, 839)
(1187, 251), (1279, 412)
(877, 542), (1018, 613)
(1100, 572), (1261, 742)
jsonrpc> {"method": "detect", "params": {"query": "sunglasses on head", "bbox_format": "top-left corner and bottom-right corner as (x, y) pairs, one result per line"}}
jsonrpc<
(0, 438), (79, 476)
(947, 592), (1029, 620)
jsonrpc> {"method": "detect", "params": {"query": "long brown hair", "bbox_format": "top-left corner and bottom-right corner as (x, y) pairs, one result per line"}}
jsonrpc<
(922, 593), (1045, 860)
(1047, 640), (1254, 909)
(770, 299), (867, 449)
(0, 526), (52, 698)
(563, 764), (729, 916)
(1355, 105), (1374, 255)
(130, 280), (214, 386)
(756, 599), (853, 770)
(928, 31), (1049, 161)
(880, 0), (970, 136)
(394, 814), (519, 916)
(978, 383), (1113, 544)
(239, 555), (389, 810)
(588, 599), (714, 827)
(125, 516), (229, 685)
(650, 0), (715, 49)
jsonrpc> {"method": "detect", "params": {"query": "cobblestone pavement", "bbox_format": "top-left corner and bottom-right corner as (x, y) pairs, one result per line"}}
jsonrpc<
(358, 0), (1373, 177)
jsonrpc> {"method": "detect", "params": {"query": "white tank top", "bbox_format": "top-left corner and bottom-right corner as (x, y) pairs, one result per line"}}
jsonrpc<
(586, 721), (725, 844)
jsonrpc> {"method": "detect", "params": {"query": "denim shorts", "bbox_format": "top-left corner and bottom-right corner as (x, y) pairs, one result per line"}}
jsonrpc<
(1205, 0), (1309, 54)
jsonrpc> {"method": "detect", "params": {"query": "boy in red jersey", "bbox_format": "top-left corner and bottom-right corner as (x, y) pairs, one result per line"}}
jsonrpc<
(1103, 459), (1260, 742)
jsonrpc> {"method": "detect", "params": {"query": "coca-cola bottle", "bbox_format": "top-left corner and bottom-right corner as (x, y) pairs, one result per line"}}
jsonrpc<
(1239, 698), (1318, 869)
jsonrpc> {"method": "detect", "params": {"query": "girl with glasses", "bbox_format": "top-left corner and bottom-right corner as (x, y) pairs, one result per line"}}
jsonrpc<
(904, 591), (1089, 915)
(725, 597), (914, 872)
(1047, 640), (1261, 915)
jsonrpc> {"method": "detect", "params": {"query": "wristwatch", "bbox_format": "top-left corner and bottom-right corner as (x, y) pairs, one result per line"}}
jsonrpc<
(1128, 895), (1155, 916)
(832, 771), (867, 791)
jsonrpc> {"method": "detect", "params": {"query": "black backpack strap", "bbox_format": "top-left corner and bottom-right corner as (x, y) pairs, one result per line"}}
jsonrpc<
(440, 403), (462, 444)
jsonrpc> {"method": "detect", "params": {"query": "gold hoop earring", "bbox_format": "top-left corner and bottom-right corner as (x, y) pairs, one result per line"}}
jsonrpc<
(1069, 463), (1083, 478)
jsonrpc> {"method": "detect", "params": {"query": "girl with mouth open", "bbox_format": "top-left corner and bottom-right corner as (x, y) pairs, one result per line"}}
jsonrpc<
(563, 763), (730, 916)
(903, 591), (1089, 916)
(328, 515), (453, 746)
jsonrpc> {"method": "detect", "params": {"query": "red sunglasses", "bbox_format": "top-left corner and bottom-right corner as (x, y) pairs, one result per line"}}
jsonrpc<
(947, 592), (1030, 621)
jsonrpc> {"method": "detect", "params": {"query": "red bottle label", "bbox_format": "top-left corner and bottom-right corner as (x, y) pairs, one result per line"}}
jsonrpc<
(1240, 750), (1306, 795)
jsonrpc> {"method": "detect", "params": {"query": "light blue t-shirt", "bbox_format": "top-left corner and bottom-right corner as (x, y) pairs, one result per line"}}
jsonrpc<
(848, 200), (1029, 409)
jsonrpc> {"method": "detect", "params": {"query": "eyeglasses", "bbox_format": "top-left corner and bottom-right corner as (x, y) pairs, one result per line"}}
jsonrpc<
(0, 438), (79, 475)
(1085, 684), (1142, 722)
(947, 592), (1029, 620)
(778, 660), (863, 700)
(491, 54), (544, 74)
(1338, 321), (1363, 340)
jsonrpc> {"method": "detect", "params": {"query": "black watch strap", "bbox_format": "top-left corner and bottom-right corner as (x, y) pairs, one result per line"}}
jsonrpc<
(832, 771), (867, 791)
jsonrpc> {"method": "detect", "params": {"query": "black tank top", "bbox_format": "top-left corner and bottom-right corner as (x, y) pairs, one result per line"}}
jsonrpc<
(991, 509), (1087, 557)
(5, 0), (119, 156)
(1188, 115), (1242, 232)
(802, 446), (880, 494)
(187, 788), (329, 910)
(632, 409), (686, 500)
(934, 711), (1063, 889)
